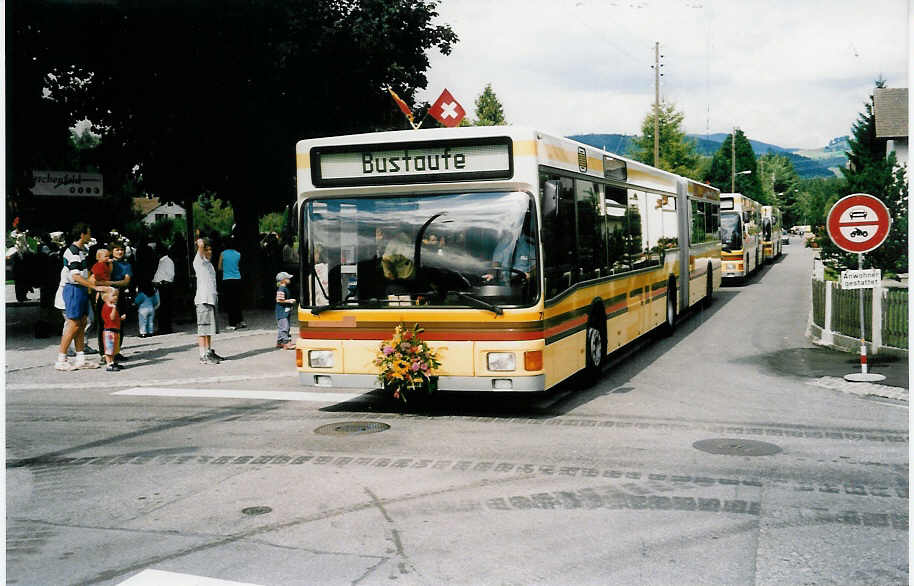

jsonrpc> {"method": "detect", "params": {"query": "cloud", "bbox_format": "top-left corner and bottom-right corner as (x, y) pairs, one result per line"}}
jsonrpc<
(420, 0), (908, 149)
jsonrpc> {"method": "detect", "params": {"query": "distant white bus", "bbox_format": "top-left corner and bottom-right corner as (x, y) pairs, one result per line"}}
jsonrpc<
(761, 205), (783, 262)
(719, 193), (761, 279)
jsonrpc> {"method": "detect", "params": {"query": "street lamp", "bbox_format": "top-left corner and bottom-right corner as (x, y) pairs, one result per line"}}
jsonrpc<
(731, 169), (751, 193)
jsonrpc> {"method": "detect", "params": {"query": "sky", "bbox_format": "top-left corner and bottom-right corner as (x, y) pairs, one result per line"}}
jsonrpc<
(416, 0), (910, 150)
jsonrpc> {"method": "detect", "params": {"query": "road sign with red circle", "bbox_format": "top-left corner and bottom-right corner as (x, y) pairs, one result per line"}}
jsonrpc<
(825, 193), (892, 253)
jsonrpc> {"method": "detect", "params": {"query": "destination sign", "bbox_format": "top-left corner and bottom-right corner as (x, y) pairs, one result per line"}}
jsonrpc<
(311, 138), (513, 187)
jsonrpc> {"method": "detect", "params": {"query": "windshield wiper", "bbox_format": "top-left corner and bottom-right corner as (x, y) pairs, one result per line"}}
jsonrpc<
(455, 291), (503, 315)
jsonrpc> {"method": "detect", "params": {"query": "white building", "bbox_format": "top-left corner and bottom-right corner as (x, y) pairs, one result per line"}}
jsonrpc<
(133, 196), (186, 225)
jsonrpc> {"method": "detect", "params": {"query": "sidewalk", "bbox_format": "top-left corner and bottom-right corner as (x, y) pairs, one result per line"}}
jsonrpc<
(5, 302), (298, 380)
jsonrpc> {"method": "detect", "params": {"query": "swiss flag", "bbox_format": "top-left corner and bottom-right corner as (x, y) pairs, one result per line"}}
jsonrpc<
(429, 89), (466, 127)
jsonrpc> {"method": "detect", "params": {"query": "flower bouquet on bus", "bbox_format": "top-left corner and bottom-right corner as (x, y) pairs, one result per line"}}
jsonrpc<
(374, 323), (441, 403)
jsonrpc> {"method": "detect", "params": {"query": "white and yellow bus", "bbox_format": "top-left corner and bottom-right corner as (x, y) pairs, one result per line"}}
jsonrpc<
(760, 205), (783, 262)
(719, 193), (762, 280)
(294, 127), (720, 392)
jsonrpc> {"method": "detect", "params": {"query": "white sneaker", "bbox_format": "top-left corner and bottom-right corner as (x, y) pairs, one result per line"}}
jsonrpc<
(54, 361), (76, 371)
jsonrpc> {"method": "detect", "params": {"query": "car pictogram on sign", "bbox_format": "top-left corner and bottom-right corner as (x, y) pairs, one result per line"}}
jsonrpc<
(849, 210), (868, 219)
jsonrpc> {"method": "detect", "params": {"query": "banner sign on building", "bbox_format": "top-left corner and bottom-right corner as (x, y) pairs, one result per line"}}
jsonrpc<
(31, 170), (103, 197)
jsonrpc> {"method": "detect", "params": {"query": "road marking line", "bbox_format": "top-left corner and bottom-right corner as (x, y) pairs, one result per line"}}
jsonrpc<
(7, 373), (295, 391)
(118, 568), (262, 585)
(112, 387), (365, 402)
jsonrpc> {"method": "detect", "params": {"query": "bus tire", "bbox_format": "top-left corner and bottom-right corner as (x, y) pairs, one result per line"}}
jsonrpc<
(584, 312), (606, 386)
(703, 265), (713, 308)
(662, 278), (677, 336)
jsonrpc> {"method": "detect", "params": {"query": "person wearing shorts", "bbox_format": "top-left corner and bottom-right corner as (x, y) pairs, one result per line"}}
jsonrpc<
(55, 223), (103, 371)
(193, 237), (222, 365)
(101, 288), (125, 371)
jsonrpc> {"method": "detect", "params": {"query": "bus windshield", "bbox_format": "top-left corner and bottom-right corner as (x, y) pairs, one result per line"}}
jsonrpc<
(720, 212), (742, 252)
(305, 191), (539, 310)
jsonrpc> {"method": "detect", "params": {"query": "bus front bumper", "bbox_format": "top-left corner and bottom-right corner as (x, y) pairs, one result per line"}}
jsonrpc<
(298, 372), (546, 392)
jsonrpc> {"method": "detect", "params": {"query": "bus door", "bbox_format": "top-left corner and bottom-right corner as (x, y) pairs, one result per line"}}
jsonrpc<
(676, 180), (691, 313)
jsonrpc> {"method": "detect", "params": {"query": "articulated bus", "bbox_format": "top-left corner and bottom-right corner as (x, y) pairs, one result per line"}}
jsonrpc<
(294, 127), (720, 392)
(719, 193), (761, 280)
(760, 205), (783, 262)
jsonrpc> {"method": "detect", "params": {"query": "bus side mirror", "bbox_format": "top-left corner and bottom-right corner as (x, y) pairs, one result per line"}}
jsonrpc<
(543, 180), (559, 218)
(743, 211), (751, 223)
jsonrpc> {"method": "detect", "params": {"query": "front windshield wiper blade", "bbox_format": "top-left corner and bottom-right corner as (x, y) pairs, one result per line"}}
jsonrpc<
(456, 291), (503, 315)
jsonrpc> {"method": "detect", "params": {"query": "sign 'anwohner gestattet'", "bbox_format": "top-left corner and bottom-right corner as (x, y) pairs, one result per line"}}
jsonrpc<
(312, 139), (513, 187)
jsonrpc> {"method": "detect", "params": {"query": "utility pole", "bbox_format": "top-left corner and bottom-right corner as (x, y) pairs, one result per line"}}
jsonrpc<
(653, 42), (661, 167)
(731, 128), (736, 192)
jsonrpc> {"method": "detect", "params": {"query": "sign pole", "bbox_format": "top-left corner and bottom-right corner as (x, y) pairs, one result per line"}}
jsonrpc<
(857, 253), (867, 375)
(824, 194), (890, 383)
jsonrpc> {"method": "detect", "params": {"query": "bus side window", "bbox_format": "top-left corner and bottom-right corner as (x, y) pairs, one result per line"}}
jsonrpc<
(540, 173), (576, 298)
(604, 186), (629, 274)
(708, 202), (720, 238)
(575, 180), (604, 281)
(691, 200), (706, 243)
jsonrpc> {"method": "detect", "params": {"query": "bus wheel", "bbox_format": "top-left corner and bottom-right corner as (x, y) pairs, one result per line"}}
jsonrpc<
(584, 317), (605, 385)
(662, 279), (677, 336)
(703, 266), (713, 308)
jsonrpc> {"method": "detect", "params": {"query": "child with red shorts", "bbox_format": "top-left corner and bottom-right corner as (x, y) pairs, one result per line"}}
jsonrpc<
(91, 249), (113, 362)
(101, 288), (126, 371)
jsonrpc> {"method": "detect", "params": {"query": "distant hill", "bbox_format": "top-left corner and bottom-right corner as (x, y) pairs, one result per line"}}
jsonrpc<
(568, 132), (845, 179)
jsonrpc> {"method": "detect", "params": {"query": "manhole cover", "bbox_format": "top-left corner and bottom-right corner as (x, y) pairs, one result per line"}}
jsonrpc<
(693, 438), (781, 456)
(241, 506), (272, 516)
(314, 421), (390, 436)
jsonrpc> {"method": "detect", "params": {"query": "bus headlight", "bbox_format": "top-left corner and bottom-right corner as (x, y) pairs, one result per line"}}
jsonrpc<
(309, 350), (334, 368)
(487, 352), (516, 371)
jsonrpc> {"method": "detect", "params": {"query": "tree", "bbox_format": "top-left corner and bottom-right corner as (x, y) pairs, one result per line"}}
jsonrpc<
(7, 0), (458, 232)
(793, 177), (840, 228)
(473, 84), (508, 126)
(629, 101), (703, 179)
(817, 87), (908, 275)
(193, 194), (236, 237)
(757, 153), (801, 220)
(703, 129), (762, 199)
(259, 212), (285, 233)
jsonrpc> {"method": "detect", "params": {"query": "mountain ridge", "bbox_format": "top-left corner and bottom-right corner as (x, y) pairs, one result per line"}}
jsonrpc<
(567, 133), (846, 178)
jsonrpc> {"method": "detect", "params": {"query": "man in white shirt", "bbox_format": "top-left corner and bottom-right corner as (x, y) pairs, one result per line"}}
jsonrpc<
(152, 243), (176, 334)
(193, 237), (222, 364)
(55, 223), (105, 370)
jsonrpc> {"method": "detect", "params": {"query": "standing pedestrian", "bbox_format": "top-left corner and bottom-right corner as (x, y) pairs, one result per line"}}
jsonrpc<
(218, 237), (246, 330)
(194, 237), (223, 364)
(134, 281), (160, 338)
(100, 287), (126, 371)
(109, 241), (133, 360)
(54, 223), (103, 370)
(274, 271), (297, 350)
(90, 248), (114, 361)
(152, 242), (175, 334)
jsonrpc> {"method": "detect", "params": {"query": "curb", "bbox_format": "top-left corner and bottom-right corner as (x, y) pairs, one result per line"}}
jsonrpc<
(809, 376), (908, 403)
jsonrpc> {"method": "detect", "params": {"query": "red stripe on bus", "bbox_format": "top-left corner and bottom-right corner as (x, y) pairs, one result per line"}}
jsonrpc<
(544, 314), (588, 339)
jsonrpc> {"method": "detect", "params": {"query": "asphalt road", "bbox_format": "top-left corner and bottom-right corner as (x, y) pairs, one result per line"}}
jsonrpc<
(5, 243), (908, 585)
